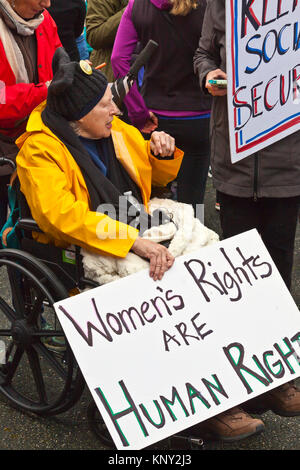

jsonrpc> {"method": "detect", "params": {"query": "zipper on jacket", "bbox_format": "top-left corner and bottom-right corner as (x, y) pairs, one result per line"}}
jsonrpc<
(253, 153), (258, 202)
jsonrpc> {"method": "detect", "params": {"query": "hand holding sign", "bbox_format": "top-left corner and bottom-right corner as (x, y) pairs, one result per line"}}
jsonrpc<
(131, 237), (174, 281)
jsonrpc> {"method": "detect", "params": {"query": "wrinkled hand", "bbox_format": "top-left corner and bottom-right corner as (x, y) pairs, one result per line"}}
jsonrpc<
(206, 69), (227, 96)
(141, 112), (158, 133)
(150, 131), (175, 157)
(131, 238), (174, 281)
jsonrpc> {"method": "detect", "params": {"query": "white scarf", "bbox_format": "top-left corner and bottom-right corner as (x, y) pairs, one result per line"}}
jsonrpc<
(0, 0), (44, 83)
(81, 198), (220, 285)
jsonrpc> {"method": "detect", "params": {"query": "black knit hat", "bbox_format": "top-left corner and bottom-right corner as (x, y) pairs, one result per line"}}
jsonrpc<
(46, 48), (108, 121)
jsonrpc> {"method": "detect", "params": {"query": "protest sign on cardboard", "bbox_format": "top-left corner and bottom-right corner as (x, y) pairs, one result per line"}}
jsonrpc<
(226, 0), (300, 163)
(54, 230), (300, 450)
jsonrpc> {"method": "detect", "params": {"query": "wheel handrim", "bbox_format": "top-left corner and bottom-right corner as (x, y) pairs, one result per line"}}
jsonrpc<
(0, 254), (83, 415)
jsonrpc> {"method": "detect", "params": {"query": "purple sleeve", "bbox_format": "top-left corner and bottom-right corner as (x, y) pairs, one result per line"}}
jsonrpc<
(111, 0), (150, 130)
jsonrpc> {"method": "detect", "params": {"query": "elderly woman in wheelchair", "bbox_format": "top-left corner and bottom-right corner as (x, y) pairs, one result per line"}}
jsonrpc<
(0, 47), (185, 434)
(0, 48), (270, 446)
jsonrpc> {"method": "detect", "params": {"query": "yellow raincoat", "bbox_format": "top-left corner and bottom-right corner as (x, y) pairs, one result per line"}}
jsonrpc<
(16, 101), (183, 258)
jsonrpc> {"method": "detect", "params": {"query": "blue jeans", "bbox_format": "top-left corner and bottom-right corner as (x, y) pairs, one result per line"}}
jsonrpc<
(76, 33), (90, 60)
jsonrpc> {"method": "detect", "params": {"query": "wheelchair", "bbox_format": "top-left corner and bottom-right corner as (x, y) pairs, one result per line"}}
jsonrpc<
(0, 157), (204, 450)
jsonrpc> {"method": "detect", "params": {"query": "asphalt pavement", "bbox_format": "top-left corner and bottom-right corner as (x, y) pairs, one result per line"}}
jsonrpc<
(0, 178), (299, 451)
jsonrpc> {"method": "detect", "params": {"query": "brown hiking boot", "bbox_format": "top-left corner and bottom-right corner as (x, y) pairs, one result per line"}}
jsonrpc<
(260, 382), (300, 417)
(197, 407), (265, 442)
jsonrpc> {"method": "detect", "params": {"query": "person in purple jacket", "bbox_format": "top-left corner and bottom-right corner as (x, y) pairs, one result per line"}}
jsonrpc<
(111, 0), (211, 215)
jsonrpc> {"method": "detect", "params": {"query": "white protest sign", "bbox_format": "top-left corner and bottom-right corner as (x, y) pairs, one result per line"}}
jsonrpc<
(226, 0), (300, 163)
(55, 230), (300, 450)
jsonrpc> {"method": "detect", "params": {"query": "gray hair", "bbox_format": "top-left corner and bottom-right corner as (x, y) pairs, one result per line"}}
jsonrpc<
(69, 121), (81, 136)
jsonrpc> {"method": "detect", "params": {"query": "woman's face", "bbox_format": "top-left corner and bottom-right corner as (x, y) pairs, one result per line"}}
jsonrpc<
(12, 0), (51, 19)
(77, 86), (119, 140)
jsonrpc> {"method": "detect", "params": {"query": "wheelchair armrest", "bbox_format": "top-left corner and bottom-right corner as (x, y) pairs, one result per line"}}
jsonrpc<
(17, 218), (43, 233)
(0, 157), (16, 171)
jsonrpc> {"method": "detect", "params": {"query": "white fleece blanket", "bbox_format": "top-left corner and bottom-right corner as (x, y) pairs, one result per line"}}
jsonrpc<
(81, 198), (219, 285)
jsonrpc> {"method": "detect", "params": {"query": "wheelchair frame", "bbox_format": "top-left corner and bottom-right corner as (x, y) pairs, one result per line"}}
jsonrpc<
(0, 158), (204, 450)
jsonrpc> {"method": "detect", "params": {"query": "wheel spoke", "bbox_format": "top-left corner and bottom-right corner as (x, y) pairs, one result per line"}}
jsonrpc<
(26, 349), (48, 405)
(0, 329), (12, 336)
(6, 267), (26, 318)
(33, 330), (64, 338)
(33, 342), (71, 379)
(6, 347), (24, 382)
(0, 297), (18, 323)
(5, 341), (14, 363)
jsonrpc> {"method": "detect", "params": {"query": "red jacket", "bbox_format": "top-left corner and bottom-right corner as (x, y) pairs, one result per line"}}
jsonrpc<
(0, 10), (61, 137)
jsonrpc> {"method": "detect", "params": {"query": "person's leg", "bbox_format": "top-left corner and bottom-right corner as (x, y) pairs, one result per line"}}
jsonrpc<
(218, 193), (300, 289)
(258, 196), (300, 290)
(217, 191), (260, 239)
(0, 174), (10, 229)
(175, 118), (210, 209)
(244, 198), (300, 421)
(156, 117), (210, 212)
(218, 193), (300, 416)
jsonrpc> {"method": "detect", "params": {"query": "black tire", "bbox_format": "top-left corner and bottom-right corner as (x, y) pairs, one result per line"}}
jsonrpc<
(0, 249), (85, 415)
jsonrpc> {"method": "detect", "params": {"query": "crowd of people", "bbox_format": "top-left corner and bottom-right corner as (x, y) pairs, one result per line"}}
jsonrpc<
(0, 0), (299, 446)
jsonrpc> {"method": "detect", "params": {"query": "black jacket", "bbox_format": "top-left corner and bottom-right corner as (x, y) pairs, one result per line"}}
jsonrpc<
(47, 0), (86, 61)
(131, 0), (211, 112)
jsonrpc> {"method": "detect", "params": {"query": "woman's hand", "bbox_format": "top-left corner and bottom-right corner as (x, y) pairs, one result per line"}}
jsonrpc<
(131, 238), (174, 281)
(141, 112), (158, 133)
(205, 69), (228, 96)
(150, 131), (175, 157)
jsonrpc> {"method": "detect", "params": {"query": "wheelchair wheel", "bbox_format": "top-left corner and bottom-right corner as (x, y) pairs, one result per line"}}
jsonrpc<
(87, 400), (115, 448)
(0, 249), (85, 415)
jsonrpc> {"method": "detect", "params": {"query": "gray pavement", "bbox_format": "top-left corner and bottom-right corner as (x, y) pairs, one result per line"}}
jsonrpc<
(0, 178), (299, 451)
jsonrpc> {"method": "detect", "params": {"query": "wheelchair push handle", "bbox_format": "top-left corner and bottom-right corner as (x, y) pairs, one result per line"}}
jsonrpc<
(0, 157), (16, 171)
(128, 39), (158, 81)
(111, 39), (158, 110)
